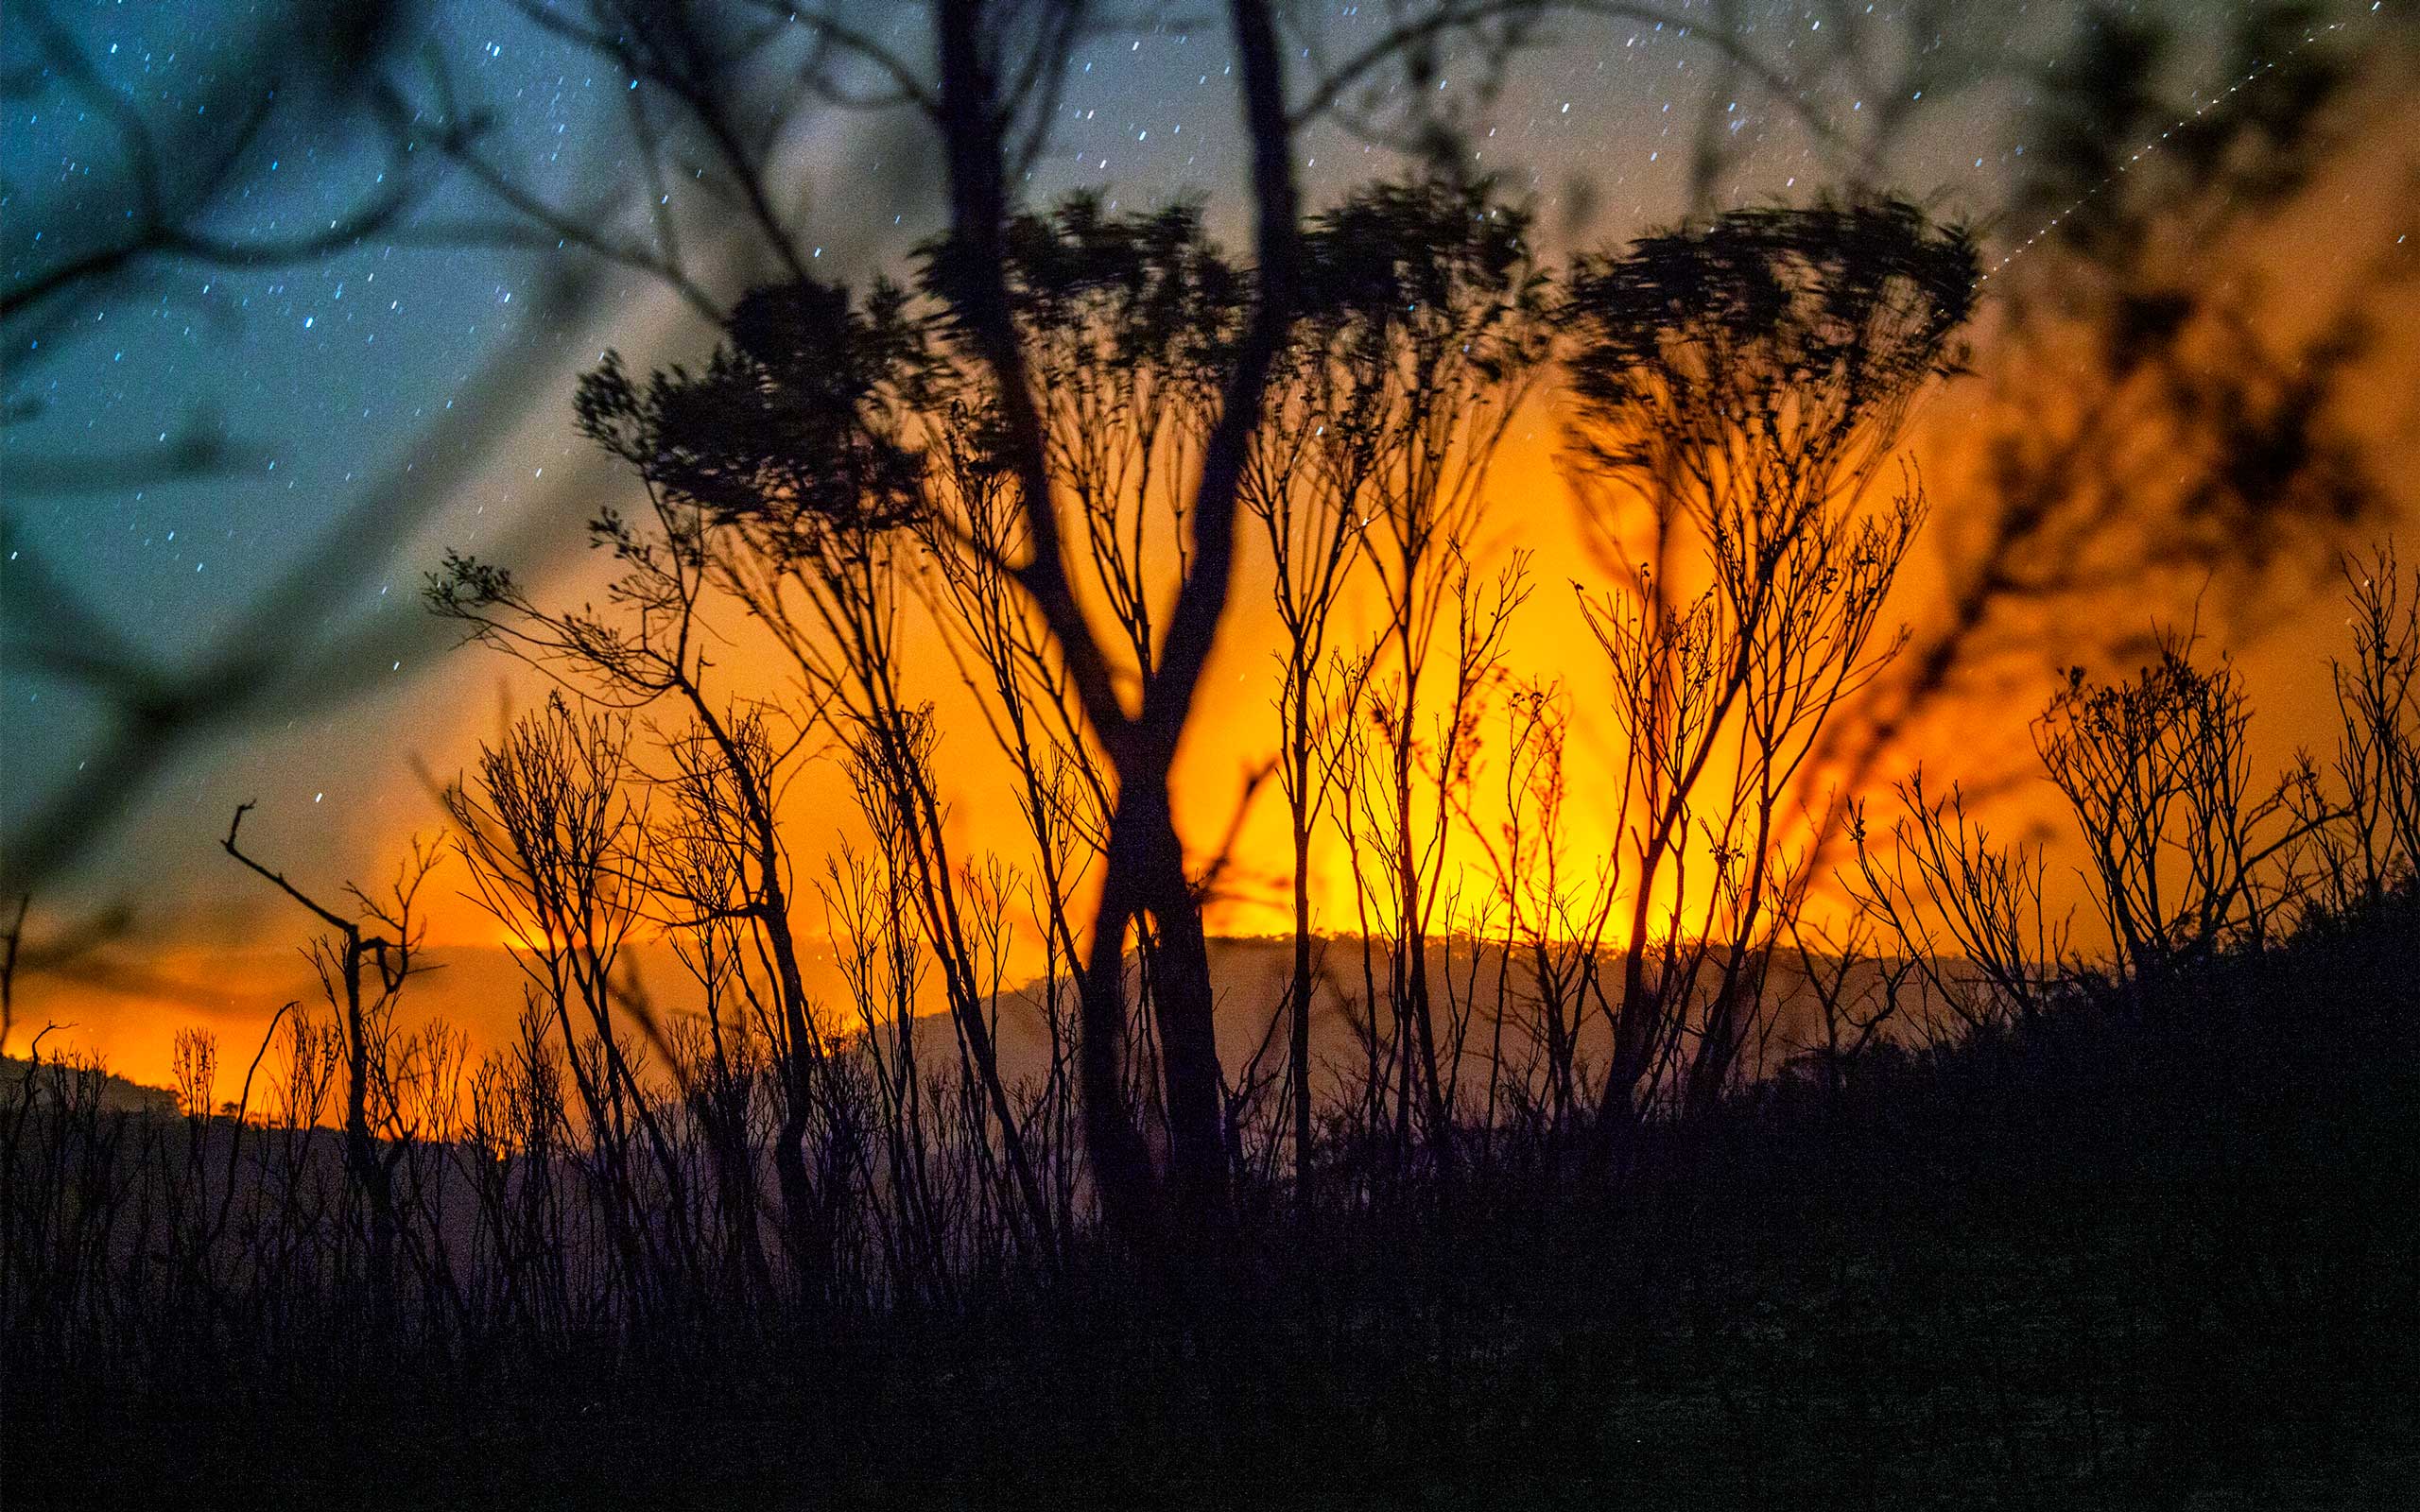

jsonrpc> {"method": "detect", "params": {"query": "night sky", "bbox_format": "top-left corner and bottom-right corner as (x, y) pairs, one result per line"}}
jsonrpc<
(5, 1), (2408, 1071)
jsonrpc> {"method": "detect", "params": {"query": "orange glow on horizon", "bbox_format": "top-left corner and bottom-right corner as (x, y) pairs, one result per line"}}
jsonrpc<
(16, 124), (2416, 1099)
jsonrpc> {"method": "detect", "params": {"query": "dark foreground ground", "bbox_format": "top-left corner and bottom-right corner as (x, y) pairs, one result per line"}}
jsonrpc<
(10, 897), (2417, 1509)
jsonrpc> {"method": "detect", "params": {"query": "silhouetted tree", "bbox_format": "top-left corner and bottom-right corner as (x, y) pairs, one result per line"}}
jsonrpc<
(219, 802), (435, 1320)
(2032, 628), (2324, 996)
(1298, 178), (1550, 1172)
(427, 438), (855, 1301)
(2309, 543), (2420, 904)
(1846, 769), (2069, 1034)
(1563, 198), (1978, 1124)
(447, 696), (731, 1308)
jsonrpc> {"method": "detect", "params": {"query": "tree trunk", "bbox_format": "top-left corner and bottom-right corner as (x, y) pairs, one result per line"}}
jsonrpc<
(1079, 782), (1231, 1254)
(339, 943), (397, 1328)
(1290, 807), (1315, 1218)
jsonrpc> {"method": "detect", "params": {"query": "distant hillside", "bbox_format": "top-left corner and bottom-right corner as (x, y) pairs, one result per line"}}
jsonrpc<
(949, 933), (1912, 1107)
(0, 1054), (179, 1117)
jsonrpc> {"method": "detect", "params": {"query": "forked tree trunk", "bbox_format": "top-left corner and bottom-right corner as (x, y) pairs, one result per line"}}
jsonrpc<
(1079, 782), (1231, 1252)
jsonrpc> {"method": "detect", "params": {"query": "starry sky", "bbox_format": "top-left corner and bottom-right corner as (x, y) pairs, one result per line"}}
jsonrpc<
(4, 1), (2411, 1072)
